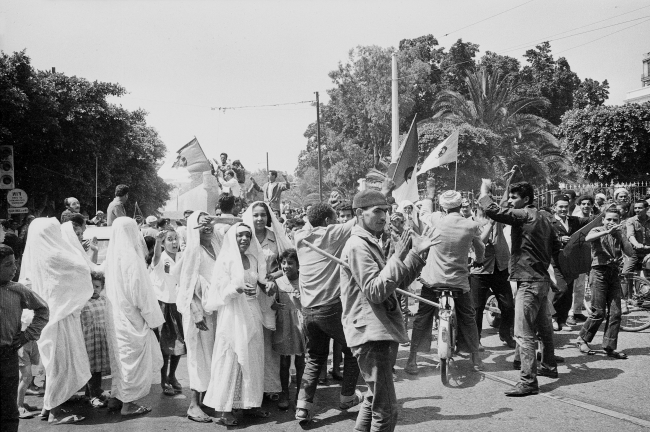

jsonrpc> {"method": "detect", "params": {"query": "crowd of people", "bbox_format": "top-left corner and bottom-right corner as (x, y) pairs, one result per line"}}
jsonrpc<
(1, 172), (649, 432)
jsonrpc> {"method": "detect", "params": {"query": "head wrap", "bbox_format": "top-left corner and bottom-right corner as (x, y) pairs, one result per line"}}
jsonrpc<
(242, 201), (293, 254)
(146, 215), (157, 224)
(614, 188), (629, 199)
(353, 190), (388, 209)
(439, 190), (462, 210)
(175, 211), (221, 315)
(19, 218), (93, 326)
(595, 193), (607, 201)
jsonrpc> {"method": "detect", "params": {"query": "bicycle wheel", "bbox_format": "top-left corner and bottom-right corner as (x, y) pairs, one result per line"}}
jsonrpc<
(440, 358), (448, 385)
(621, 276), (650, 332)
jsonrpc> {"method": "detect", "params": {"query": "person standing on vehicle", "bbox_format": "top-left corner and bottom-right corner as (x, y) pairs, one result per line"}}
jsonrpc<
(479, 180), (561, 397)
(250, 171), (290, 213)
(340, 189), (432, 432)
(575, 208), (634, 359)
(107, 185), (129, 227)
(405, 191), (485, 375)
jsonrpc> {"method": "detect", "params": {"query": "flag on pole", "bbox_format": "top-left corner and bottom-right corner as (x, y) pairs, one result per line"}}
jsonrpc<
(416, 130), (459, 175)
(388, 118), (419, 203)
(172, 137), (212, 173)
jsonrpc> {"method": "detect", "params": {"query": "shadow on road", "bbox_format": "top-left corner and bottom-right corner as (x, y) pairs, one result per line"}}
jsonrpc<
(398, 397), (513, 425)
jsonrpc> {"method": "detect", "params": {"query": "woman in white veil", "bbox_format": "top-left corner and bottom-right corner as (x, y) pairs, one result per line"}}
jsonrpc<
(104, 217), (164, 416)
(398, 199), (424, 234)
(203, 222), (269, 425)
(19, 218), (92, 424)
(172, 211), (221, 422)
(242, 201), (293, 399)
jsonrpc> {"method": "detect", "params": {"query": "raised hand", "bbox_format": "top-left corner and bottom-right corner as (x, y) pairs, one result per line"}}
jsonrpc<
(394, 228), (413, 262)
(410, 230), (435, 258)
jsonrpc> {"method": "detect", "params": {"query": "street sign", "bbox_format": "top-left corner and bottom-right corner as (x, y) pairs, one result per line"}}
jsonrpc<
(7, 207), (28, 215)
(7, 188), (28, 207)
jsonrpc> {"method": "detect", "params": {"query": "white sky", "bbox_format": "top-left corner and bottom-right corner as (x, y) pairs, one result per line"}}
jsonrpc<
(2, 0), (649, 176)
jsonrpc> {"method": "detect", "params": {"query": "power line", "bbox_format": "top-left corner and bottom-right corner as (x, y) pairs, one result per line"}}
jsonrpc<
(212, 100), (315, 112)
(557, 16), (650, 54)
(443, 0), (536, 37)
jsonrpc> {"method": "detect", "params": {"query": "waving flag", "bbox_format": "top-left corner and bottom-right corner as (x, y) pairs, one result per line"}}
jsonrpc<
(417, 130), (459, 175)
(387, 118), (419, 203)
(172, 137), (212, 173)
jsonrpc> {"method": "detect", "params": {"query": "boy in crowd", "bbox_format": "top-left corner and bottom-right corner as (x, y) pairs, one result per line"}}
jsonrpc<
(576, 208), (634, 359)
(0, 245), (49, 432)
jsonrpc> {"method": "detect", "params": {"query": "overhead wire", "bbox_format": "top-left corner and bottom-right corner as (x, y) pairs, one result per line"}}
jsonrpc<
(442, 0), (536, 37)
(557, 16), (650, 54)
(212, 100), (315, 112)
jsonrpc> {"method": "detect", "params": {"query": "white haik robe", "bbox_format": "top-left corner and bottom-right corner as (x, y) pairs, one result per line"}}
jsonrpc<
(104, 217), (164, 403)
(172, 211), (221, 392)
(19, 218), (92, 410)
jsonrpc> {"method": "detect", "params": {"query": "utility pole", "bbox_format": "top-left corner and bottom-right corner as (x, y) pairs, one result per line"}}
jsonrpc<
(391, 52), (399, 161)
(315, 91), (322, 202)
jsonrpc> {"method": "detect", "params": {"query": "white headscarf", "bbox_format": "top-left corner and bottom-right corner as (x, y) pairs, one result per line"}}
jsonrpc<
(60, 221), (97, 272)
(242, 201), (293, 255)
(19, 218), (93, 325)
(204, 222), (268, 383)
(398, 199), (423, 234)
(175, 211), (221, 315)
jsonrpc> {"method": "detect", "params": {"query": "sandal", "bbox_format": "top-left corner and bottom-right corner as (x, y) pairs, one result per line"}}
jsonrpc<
(576, 340), (596, 355)
(605, 349), (628, 359)
(19, 407), (36, 419)
(121, 405), (151, 417)
(216, 416), (238, 426)
(244, 408), (270, 418)
(188, 414), (213, 423)
(90, 397), (108, 408)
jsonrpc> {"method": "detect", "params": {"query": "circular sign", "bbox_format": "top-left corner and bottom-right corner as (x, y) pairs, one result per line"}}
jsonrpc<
(7, 189), (28, 207)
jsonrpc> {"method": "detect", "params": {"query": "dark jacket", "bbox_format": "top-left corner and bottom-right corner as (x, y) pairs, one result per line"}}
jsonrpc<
(340, 225), (425, 347)
(479, 196), (561, 282)
(550, 215), (595, 248)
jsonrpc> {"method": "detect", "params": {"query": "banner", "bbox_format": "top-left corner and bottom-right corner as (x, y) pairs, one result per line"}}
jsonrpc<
(417, 130), (458, 175)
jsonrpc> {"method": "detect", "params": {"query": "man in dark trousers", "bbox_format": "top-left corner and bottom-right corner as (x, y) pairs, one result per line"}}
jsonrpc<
(549, 194), (594, 330)
(479, 180), (561, 397)
(340, 189), (432, 431)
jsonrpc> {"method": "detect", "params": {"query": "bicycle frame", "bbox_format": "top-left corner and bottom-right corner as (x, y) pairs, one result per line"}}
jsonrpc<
(437, 291), (456, 361)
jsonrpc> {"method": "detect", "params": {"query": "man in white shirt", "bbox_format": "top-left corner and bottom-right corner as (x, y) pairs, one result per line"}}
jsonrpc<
(216, 169), (240, 198)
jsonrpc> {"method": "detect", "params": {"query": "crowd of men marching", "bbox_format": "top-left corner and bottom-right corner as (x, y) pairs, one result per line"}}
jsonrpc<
(1, 166), (649, 432)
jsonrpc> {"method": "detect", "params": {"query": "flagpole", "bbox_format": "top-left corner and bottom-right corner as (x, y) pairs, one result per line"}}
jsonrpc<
(454, 158), (458, 190)
(391, 52), (399, 161)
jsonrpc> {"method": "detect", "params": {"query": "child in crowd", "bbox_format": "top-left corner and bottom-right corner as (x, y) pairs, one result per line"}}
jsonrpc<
(17, 310), (42, 418)
(150, 229), (186, 396)
(80, 273), (111, 407)
(272, 249), (306, 410)
(576, 208), (634, 359)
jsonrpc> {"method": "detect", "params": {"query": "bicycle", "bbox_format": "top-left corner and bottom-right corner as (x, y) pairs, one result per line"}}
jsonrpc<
(583, 270), (650, 332)
(432, 287), (465, 385)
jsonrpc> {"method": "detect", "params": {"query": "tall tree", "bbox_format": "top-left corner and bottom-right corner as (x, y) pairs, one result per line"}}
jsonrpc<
(0, 50), (171, 217)
(559, 102), (650, 183)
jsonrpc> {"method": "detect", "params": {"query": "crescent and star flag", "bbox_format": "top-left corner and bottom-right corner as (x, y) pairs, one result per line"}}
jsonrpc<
(558, 213), (604, 281)
(388, 118), (419, 203)
(172, 137), (212, 173)
(416, 129), (459, 175)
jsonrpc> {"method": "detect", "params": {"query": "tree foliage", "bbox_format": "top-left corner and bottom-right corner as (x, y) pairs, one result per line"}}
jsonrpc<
(0, 50), (171, 217)
(559, 102), (650, 183)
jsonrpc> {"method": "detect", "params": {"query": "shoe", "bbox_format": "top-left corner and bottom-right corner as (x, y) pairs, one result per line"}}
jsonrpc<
(471, 353), (484, 371)
(565, 316), (577, 326)
(339, 390), (364, 410)
(573, 313), (588, 322)
(538, 367), (558, 378)
(513, 360), (521, 370)
(295, 408), (312, 423)
(278, 391), (289, 410)
(404, 362), (419, 375)
(555, 355), (565, 363)
(552, 320), (561, 331)
(478, 343), (485, 352)
(505, 383), (539, 397)
(500, 336), (517, 349)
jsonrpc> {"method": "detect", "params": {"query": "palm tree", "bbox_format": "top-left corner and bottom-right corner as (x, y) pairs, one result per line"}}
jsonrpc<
(431, 67), (571, 183)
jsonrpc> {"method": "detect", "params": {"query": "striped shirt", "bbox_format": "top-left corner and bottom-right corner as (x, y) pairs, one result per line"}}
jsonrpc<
(0, 281), (49, 347)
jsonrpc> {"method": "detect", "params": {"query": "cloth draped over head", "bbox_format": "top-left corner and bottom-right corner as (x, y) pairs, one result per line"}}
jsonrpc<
(203, 222), (268, 385)
(398, 199), (423, 234)
(103, 216), (164, 403)
(60, 221), (99, 273)
(175, 211), (222, 315)
(19, 217), (93, 325)
(242, 201), (291, 329)
(614, 188), (629, 200)
(242, 201), (293, 254)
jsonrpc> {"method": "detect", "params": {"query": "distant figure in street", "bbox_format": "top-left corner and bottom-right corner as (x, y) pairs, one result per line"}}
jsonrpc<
(141, 216), (159, 237)
(61, 197), (81, 223)
(107, 185), (129, 226)
(250, 170), (290, 212)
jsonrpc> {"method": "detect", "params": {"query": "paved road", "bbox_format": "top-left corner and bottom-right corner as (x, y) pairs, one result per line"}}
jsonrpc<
(18, 319), (650, 432)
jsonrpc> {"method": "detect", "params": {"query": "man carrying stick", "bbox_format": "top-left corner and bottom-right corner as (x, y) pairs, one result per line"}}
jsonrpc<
(339, 189), (434, 432)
